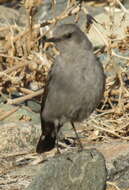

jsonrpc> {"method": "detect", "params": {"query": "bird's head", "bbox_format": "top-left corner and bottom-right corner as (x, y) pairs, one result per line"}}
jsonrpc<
(45, 24), (92, 51)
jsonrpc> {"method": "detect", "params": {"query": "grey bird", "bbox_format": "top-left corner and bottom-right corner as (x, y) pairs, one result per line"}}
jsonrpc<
(36, 24), (105, 153)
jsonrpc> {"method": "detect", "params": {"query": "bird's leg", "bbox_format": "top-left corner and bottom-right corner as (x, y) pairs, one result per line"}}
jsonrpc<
(55, 129), (60, 154)
(71, 122), (83, 151)
(55, 121), (62, 154)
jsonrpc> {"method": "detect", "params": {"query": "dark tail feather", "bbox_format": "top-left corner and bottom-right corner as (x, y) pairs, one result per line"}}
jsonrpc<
(36, 135), (56, 153)
(36, 120), (56, 154)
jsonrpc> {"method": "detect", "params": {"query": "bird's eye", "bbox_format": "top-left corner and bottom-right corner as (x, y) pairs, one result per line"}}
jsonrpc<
(63, 33), (72, 39)
(66, 33), (72, 38)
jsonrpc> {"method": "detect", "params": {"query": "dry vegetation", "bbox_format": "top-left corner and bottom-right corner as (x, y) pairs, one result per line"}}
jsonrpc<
(0, 0), (129, 189)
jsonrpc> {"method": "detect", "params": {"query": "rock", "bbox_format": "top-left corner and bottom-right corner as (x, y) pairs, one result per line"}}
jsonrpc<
(0, 5), (25, 40)
(95, 141), (129, 190)
(84, 141), (129, 190)
(0, 5), (27, 29)
(0, 104), (41, 153)
(108, 153), (129, 190)
(0, 0), (21, 8)
(123, 0), (129, 9)
(0, 104), (40, 124)
(0, 121), (40, 153)
(33, 0), (84, 25)
(26, 149), (107, 190)
(33, 0), (102, 26)
(0, 5), (19, 26)
(0, 0), (15, 4)
(26, 100), (41, 113)
(87, 10), (129, 47)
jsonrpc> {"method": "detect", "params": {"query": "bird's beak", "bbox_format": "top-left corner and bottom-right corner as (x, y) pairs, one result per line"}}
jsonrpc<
(45, 37), (61, 43)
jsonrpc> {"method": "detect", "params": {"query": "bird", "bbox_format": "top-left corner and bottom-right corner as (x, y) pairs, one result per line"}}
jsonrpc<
(36, 24), (105, 154)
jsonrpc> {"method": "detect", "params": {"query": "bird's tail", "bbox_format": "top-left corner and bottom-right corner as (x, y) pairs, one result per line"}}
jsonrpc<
(36, 120), (56, 154)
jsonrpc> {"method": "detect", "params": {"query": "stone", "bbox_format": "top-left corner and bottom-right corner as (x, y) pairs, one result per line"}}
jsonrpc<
(26, 149), (107, 190)
(83, 141), (129, 189)
(87, 10), (129, 47)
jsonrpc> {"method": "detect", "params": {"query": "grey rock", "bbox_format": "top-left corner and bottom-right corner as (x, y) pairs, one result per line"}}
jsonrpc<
(0, 5), (27, 43)
(0, 121), (40, 153)
(0, 5), (20, 39)
(0, 0), (21, 8)
(86, 141), (129, 189)
(88, 10), (129, 47)
(103, 142), (129, 190)
(123, 0), (129, 9)
(34, 0), (83, 25)
(109, 154), (129, 189)
(34, 0), (105, 25)
(26, 149), (107, 190)
(26, 100), (41, 113)
(0, 5), (19, 26)
(34, 0), (67, 22)
(0, 104), (40, 124)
